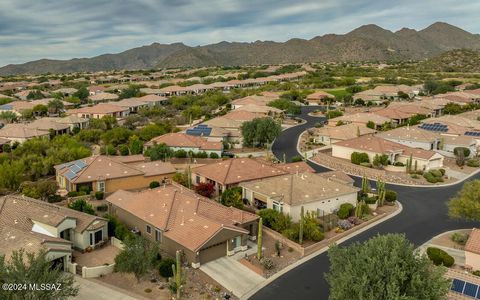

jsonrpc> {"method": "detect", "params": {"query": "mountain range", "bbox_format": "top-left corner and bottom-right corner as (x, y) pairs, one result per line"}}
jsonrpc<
(1, 22), (480, 76)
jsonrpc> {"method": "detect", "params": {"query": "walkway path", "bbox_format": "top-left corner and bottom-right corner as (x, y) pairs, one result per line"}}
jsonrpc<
(251, 106), (479, 300)
(74, 276), (149, 300)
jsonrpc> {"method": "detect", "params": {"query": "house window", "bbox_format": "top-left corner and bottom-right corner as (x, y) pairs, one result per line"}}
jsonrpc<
(146, 225), (151, 234)
(272, 201), (283, 212)
(94, 230), (103, 244)
(155, 229), (161, 242)
(97, 181), (105, 192)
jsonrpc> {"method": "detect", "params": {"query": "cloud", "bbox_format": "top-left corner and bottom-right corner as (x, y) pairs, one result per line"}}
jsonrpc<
(0, 0), (479, 66)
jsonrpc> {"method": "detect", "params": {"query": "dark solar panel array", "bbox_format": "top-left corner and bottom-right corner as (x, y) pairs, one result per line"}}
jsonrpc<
(63, 160), (87, 181)
(465, 131), (480, 137)
(450, 278), (480, 299)
(419, 122), (448, 132)
(186, 124), (212, 137)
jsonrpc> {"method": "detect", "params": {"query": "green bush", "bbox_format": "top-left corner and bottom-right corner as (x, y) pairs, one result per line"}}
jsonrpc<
(365, 197), (377, 204)
(337, 203), (354, 219)
(393, 162), (405, 167)
(174, 149), (187, 158)
(159, 258), (176, 278)
(473, 270), (480, 277)
(95, 191), (104, 200)
(439, 168), (446, 175)
(47, 194), (63, 203)
(78, 186), (91, 194)
(410, 174), (419, 179)
(385, 190), (397, 202)
(195, 151), (208, 158)
(454, 147), (471, 157)
(291, 155), (303, 162)
(426, 247), (454, 267)
(451, 232), (469, 245)
(351, 152), (369, 165)
(359, 162), (372, 168)
(149, 181), (160, 189)
(261, 258), (274, 270)
(467, 159), (480, 167)
(429, 169), (443, 178)
(209, 152), (219, 159)
(423, 172), (438, 183)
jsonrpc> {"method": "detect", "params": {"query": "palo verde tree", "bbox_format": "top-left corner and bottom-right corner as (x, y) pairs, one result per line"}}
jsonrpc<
(325, 234), (450, 300)
(448, 180), (480, 221)
(0, 249), (79, 300)
(114, 235), (160, 282)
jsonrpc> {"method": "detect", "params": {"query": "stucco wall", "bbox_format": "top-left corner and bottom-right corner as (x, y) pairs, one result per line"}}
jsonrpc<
(286, 193), (357, 222)
(82, 264), (115, 278)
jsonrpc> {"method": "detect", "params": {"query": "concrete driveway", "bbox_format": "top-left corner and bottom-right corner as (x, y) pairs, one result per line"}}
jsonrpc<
(200, 256), (265, 298)
(74, 276), (148, 300)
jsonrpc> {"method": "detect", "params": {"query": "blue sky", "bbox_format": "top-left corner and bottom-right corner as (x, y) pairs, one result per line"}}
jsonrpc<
(1, 0), (479, 66)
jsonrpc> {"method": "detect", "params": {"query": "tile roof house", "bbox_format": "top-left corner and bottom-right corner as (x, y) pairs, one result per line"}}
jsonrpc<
(88, 92), (119, 103)
(313, 123), (376, 145)
(329, 112), (391, 130)
(332, 135), (444, 171)
(0, 123), (49, 144)
(465, 228), (480, 270)
(106, 184), (259, 267)
(191, 158), (288, 194)
(145, 132), (223, 156)
(241, 172), (360, 221)
(354, 85), (418, 102)
(67, 103), (129, 119)
(25, 117), (71, 135)
(306, 91), (335, 104)
(231, 95), (273, 109)
(55, 155), (176, 193)
(0, 195), (107, 269)
(115, 98), (149, 113)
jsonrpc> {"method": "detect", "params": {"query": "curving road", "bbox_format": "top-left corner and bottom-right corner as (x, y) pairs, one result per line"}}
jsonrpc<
(251, 106), (479, 300)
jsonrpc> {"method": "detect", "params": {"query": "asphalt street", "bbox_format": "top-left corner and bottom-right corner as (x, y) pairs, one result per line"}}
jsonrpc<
(251, 106), (479, 300)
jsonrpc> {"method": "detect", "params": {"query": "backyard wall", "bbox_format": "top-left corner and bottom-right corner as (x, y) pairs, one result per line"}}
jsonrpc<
(82, 264), (115, 278)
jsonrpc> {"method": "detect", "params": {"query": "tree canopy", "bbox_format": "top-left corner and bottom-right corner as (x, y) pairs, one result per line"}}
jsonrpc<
(0, 249), (79, 299)
(448, 180), (480, 221)
(241, 117), (281, 148)
(325, 234), (450, 300)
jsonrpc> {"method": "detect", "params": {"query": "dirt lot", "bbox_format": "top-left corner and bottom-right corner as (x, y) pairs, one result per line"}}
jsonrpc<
(430, 229), (472, 250)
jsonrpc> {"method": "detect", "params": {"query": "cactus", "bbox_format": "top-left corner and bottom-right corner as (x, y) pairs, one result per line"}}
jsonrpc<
(171, 250), (182, 299)
(257, 218), (263, 260)
(355, 199), (363, 218)
(299, 206), (304, 245)
(356, 126), (361, 137)
(414, 160), (418, 172)
(361, 175), (369, 194)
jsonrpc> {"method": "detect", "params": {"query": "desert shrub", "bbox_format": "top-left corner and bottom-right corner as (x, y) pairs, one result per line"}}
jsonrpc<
(451, 232), (469, 245)
(473, 270), (480, 277)
(67, 191), (79, 197)
(261, 258), (274, 270)
(159, 258), (176, 278)
(430, 169), (443, 178)
(365, 197), (377, 204)
(439, 168), (446, 175)
(385, 190), (397, 202)
(467, 159), (480, 167)
(347, 216), (362, 225)
(174, 149), (187, 158)
(423, 172), (438, 183)
(149, 181), (160, 189)
(95, 191), (104, 200)
(291, 155), (303, 162)
(337, 219), (353, 230)
(454, 147), (471, 157)
(47, 194), (63, 203)
(393, 162), (405, 167)
(426, 247), (454, 267)
(337, 203), (354, 219)
(351, 152), (369, 165)
(209, 152), (219, 159)
(78, 185), (91, 194)
(410, 174), (419, 179)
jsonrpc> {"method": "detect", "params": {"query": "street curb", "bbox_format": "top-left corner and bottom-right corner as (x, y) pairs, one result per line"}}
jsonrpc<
(296, 128), (480, 188)
(242, 201), (404, 300)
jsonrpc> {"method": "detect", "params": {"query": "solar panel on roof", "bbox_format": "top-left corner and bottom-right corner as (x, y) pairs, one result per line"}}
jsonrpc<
(64, 170), (77, 181)
(70, 164), (81, 173)
(451, 279), (465, 293)
(75, 160), (87, 168)
(464, 282), (478, 298)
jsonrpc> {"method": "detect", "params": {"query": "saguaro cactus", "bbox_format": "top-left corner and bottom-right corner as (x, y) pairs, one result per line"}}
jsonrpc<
(299, 206), (304, 245)
(171, 250), (182, 299)
(257, 218), (263, 260)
